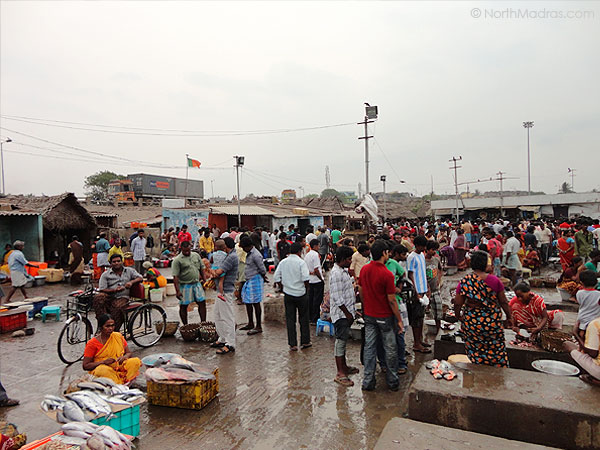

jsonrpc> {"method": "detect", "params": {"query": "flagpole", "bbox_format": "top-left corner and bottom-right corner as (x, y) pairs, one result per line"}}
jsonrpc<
(185, 153), (189, 206)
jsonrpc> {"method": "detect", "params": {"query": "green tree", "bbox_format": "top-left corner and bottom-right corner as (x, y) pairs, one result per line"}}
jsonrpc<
(84, 171), (125, 201)
(321, 188), (341, 198)
(559, 182), (574, 194)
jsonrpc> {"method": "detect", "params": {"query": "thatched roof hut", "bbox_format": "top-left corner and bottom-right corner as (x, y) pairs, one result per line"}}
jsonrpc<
(0, 193), (97, 264)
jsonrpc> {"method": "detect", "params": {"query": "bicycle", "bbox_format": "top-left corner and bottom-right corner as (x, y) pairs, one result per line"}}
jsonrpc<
(57, 280), (167, 364)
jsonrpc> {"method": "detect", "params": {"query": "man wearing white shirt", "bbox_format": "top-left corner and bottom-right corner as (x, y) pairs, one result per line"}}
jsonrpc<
(536, 222), (553, 264)
(130, 229), (147, 275)
(274, 242), (311, 350)
(305, 226), (317, 247)
(305, 239), (324, 324)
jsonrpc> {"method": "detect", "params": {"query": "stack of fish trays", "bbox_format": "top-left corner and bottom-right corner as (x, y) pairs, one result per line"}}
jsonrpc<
(147, 368), (219, 410)
(91, 404), (141, 437)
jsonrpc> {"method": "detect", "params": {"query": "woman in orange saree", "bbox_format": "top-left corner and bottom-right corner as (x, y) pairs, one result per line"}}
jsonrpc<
(82, 314), (141, 384)
(557, 230), (575, 271)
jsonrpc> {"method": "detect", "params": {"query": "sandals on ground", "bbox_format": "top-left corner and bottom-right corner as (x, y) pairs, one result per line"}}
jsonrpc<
(210, 342), (226, 348)
(334, 376), (354, 387)
(216, 345), (235, 355)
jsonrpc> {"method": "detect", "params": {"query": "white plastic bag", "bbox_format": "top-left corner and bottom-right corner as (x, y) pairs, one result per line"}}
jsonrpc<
(419, 294), (430, 307)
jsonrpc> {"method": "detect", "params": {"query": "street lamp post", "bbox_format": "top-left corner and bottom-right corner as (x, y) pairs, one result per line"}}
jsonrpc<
(234, 156), (245, 227)
(380, 175), (387, 222)
(523, 121), (534, 195)
(0, 137), (12, 195)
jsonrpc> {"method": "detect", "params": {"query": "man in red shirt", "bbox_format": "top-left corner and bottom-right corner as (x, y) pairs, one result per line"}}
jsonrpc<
(358, 240), (404, 391)
(177, 224), (192, 248)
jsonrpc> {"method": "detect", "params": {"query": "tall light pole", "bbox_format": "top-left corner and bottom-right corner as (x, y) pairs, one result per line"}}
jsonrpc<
(523, 121), (534, 195)
(449, 156), (463, 223)
(380, 175), (387, 222)
(358, 103), (377, 195)
(567, 168), (575, 192)
(234, 156), (244, 227)
(210, 179), (215, 199)
(0, 137), (12, 195)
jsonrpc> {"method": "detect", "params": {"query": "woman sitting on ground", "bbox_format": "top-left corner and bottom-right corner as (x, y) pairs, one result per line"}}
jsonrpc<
(523, 245), (541, 272)
(510, 282), (564, 341)
(82, 314), (142, 384)
(558, 256), (584, 300)
(143, 261), (167, 289)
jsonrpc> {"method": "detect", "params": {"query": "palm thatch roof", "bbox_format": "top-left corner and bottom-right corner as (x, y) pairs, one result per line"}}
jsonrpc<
(0, 193), (96, 231)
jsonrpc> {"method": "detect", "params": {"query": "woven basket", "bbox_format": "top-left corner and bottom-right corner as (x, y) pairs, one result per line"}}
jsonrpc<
(529, 278), (544, 288)
(180, 323), (200, 341)
(543, 277), (558, 288)
(155, 321), (179, 337)
(540, 329), (572, 353)
(199, 321), (219, 343)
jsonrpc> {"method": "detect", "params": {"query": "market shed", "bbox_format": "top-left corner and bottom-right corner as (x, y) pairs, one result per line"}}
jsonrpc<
(1, 193), (97, 265)
(0, 209), (44, 261)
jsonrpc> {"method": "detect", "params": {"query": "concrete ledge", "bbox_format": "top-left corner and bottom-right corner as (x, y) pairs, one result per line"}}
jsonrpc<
(375, 417), (557, 450)
(433, 330), (576, 371)
(263, 295), (286, 324)
(408, 364), (600, 450)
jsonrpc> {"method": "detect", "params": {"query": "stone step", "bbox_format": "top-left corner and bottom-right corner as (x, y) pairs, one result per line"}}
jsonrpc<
(408, 363), (600, 450)
(375, 417), (557, 450)
(433, 329), (579, 371)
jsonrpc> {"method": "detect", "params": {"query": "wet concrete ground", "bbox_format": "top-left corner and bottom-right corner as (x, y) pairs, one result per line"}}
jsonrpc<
(0, 265), (569, 449)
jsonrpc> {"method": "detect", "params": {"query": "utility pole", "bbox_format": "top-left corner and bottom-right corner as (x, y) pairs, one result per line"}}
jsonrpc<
(430, 175), (434, 197)
(325, 166), (331, 189)
(449, 156), (463, 223)
(380, 175), (387, 223)
(234, 156), (245, 227)
(185, 153), (189, 206)
(523, 121), (534, 195)
(568, 168), (575, 192)
(358, 103), (378, 195)
(0, 137), (11, 195)
(496, 171), (505, 217)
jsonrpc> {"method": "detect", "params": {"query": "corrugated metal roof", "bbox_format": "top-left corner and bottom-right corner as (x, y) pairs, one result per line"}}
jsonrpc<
(0, 210), (40, 216)
(210, 205), (275, 216)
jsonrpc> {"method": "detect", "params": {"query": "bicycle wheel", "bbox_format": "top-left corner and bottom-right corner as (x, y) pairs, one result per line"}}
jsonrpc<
(128, 304), (166, 348)
(57, 316), (93, 364)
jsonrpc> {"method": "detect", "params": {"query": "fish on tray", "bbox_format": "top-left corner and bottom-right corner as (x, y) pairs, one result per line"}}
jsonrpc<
(57, 400), (86, 423)
(66, 390), (113, 418)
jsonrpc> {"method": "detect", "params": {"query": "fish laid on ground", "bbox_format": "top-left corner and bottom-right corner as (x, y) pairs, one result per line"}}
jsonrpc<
(91, 377), (117, 388)
(145, 367), (215, 383)
(78, 381), (111, 394)
(62, 400), (86, 422)
(41, 395), (66, 412)
(66, 391), (113, 418)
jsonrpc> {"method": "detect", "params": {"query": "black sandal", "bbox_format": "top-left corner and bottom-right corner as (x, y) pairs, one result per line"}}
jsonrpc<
(216, 345), (235, 354)
(210, 342), (226, 348)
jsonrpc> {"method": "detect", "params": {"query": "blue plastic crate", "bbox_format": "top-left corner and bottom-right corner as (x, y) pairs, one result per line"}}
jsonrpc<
(91, 404), (140, 436)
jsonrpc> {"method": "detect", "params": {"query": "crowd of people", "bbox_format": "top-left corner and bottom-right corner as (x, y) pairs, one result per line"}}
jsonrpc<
(2, 215), (599, 402)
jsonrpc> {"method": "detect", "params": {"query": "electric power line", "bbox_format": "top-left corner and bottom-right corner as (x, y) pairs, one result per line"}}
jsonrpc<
(1, 115), (355, 137)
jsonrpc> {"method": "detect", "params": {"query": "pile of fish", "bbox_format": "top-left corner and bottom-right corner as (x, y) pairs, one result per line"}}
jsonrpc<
(425, 359), (456, 381)
(62, 422), (131, 450)
(144, 354), (215, 383)
(40, 376), (144, 423)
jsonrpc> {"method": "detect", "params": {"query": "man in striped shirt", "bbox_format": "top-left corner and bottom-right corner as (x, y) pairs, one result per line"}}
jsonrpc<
(407, 235), (430, 353)
(329, 245), (358, 387)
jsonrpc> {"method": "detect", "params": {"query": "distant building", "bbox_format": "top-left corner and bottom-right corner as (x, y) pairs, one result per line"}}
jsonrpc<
(281, 190), (297, 202)
(339, 191), (357, 204)
(431, 192), (600, 220)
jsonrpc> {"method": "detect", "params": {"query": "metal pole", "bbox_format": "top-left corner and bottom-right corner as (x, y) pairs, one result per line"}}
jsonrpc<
(364, 118), (369, 194)
(0, 142), (4, 195)
(527, 127), (531, 195)
(185, 153), (189, 206)
(383, 179), (387, 222)
(449, 156), (462, 223)
(235, 157), (241, 227)
(211, 180), (214, 199)
(497, 171), (505, 217)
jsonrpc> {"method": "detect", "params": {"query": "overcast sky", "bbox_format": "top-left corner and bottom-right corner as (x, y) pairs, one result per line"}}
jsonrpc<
(1, 1), (598, 199)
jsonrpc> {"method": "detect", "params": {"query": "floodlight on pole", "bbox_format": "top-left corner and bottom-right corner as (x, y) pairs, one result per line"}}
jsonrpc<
(523, 121), (534, 195)
(234, 156), (245, 227)
(0, 137), (12, 195)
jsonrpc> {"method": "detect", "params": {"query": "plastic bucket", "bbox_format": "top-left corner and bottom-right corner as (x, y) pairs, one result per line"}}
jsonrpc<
(150, 289), (163, 303)
(166, 284), (176, 296)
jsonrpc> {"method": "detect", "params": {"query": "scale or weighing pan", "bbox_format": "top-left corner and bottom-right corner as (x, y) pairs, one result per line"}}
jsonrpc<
(532, 359), (580, 376)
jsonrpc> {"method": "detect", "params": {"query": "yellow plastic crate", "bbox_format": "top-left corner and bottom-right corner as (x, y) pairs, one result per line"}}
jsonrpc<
(147, 368), (219, 410)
